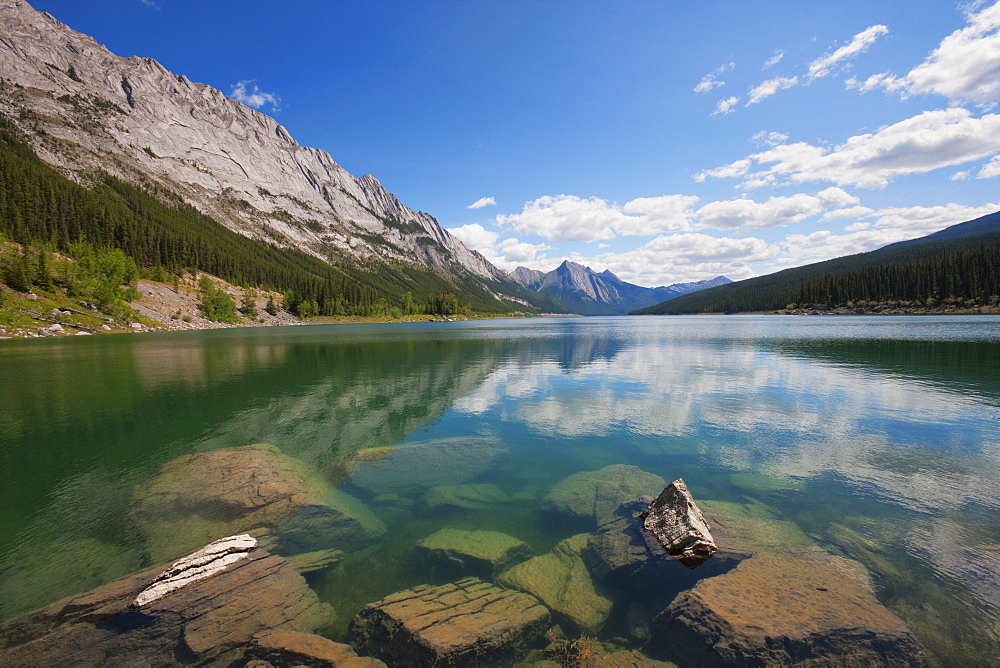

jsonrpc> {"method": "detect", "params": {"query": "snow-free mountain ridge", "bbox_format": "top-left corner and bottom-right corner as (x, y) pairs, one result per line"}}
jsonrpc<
(510, 260), (731, 315)
(0, 0), (514, 297)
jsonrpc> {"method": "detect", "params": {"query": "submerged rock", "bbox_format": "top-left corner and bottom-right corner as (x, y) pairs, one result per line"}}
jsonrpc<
(641, 479), (716, 566)
(421, 483), (509, 512)
(498, 533), (613, 636)
(347, 437), (508, 495)
(286, 548), (345, 574)
(646, 550), (929, 666)
(415, 528), (533, 579)
(347, 577), (550, 666)
(132, 443), (385, 562)
(704, 509), (815, 563)
(582, 496), (701, 592)
(247, 630), (385, 667)
(0, 537), (141, 622)
(0, 543), (333, 666)
(542, 464), (666, 526)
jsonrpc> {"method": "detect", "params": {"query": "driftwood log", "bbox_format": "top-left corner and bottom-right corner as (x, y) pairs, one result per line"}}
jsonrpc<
(640, 479), (717, 567)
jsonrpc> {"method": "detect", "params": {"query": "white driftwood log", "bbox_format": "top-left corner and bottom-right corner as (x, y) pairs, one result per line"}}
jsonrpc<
(132, 534), (257, 608)
(640, 479), (717, 565)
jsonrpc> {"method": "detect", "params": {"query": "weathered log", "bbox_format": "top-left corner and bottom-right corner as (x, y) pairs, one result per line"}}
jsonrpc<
(640, 479), (717, 567)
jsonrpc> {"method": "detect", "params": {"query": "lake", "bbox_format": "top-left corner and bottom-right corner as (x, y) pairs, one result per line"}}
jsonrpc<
(1, 315), (998, 664)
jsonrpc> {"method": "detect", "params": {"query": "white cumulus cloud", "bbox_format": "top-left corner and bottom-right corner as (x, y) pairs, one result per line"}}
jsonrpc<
(694, 159), (751, 183)
(620, 195), (700, 235)
(491, 238), (554, 271)
(695, 62), (735, 94)
(695, 189), (858, 231)
(775, 201), (1000, 269)
(229, 80), (282, 111)
(713, 96), (740, 115)
(496, 193), (702, 242)
(807, 25), (889, 79)
(764, 51), (785, 69)
(446, 223), (499, 254)
(752, 131), (790, 148)
(467, 196), (496, 209)
(588, 233), (778, 285)
(699, 108), (1000, 189)
(847, 1), (1000, 107)
(977, 153), (1000, 177)
(746, 76), (799, 106)
(496, 195), (623, 242)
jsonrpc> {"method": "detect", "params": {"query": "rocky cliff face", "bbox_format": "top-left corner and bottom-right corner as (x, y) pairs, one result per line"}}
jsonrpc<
(0, 0), (506, 283)
(509, 260), (731, 315)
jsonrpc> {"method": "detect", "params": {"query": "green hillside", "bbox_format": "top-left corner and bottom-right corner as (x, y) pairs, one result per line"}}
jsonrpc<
(0, 117), (545, 317)
(632, 212), (1000, 315)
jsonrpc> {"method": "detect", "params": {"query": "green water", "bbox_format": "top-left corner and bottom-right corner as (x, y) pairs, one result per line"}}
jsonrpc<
(1, 315), (999, 663)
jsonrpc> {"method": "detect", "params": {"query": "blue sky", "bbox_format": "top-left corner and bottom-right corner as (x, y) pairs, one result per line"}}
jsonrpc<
(29, 0), (1000, 286)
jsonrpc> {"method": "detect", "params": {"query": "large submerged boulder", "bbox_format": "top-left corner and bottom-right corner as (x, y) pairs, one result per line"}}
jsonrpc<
(347, 437), (508, 496)
(132, 443), (385, 562)
(646, 550), (929, 666)
(542, 464), (666, 526)
(498, 533), (613, 636)
(582, 496), (705, 593)
(0, 539), (334, 666)
(347, 577), (550, 666)
(415, 528), (533, 580)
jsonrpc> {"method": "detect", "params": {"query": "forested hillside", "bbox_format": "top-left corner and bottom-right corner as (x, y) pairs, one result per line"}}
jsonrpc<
(0, 118), (542, 317)
(632, 212), (1000, 315)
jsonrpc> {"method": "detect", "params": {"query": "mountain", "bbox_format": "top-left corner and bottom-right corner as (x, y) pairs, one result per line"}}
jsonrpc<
(509, 260), (730, 315)
(0, 0), (539, 312)
(632, 211), (1000, 315)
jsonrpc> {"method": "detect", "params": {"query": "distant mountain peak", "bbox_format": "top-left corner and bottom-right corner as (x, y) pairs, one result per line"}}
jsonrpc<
(507, 263), (730, 315)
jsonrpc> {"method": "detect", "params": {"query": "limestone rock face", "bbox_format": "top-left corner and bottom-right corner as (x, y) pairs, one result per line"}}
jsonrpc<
(498, 533), (613, 636)
(542, 464), (666, 526)
(415, 528), (533, 579)
(640, 479), (716, 565)
(0, 546), (333, 666)
(132, 443), (385, 562)
(347, 577), (551, 667)
(0, 0), (510, 286)
(347, 438), (508, 496)
(646, 550), (929, 667)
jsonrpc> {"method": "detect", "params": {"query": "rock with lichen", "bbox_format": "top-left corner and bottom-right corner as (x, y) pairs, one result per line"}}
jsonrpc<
(415, 528), (533, 579)
(542, 464), (666, 527)
(347, 577), (550, 666)
(646, 550), (929, 666)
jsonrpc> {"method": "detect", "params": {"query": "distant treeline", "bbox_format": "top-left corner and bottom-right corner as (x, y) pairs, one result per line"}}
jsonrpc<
(633, 216), (1000, 314)
(0, 117), (522, 316)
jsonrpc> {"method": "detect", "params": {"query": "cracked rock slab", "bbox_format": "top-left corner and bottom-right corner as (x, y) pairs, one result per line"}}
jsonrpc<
(347, 577), (550, 666)
(0, 546), (333, 666)
(646, 550), (929, 667)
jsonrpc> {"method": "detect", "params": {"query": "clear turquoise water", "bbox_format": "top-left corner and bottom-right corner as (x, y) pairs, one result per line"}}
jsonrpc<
(1, 315), (998, 663)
